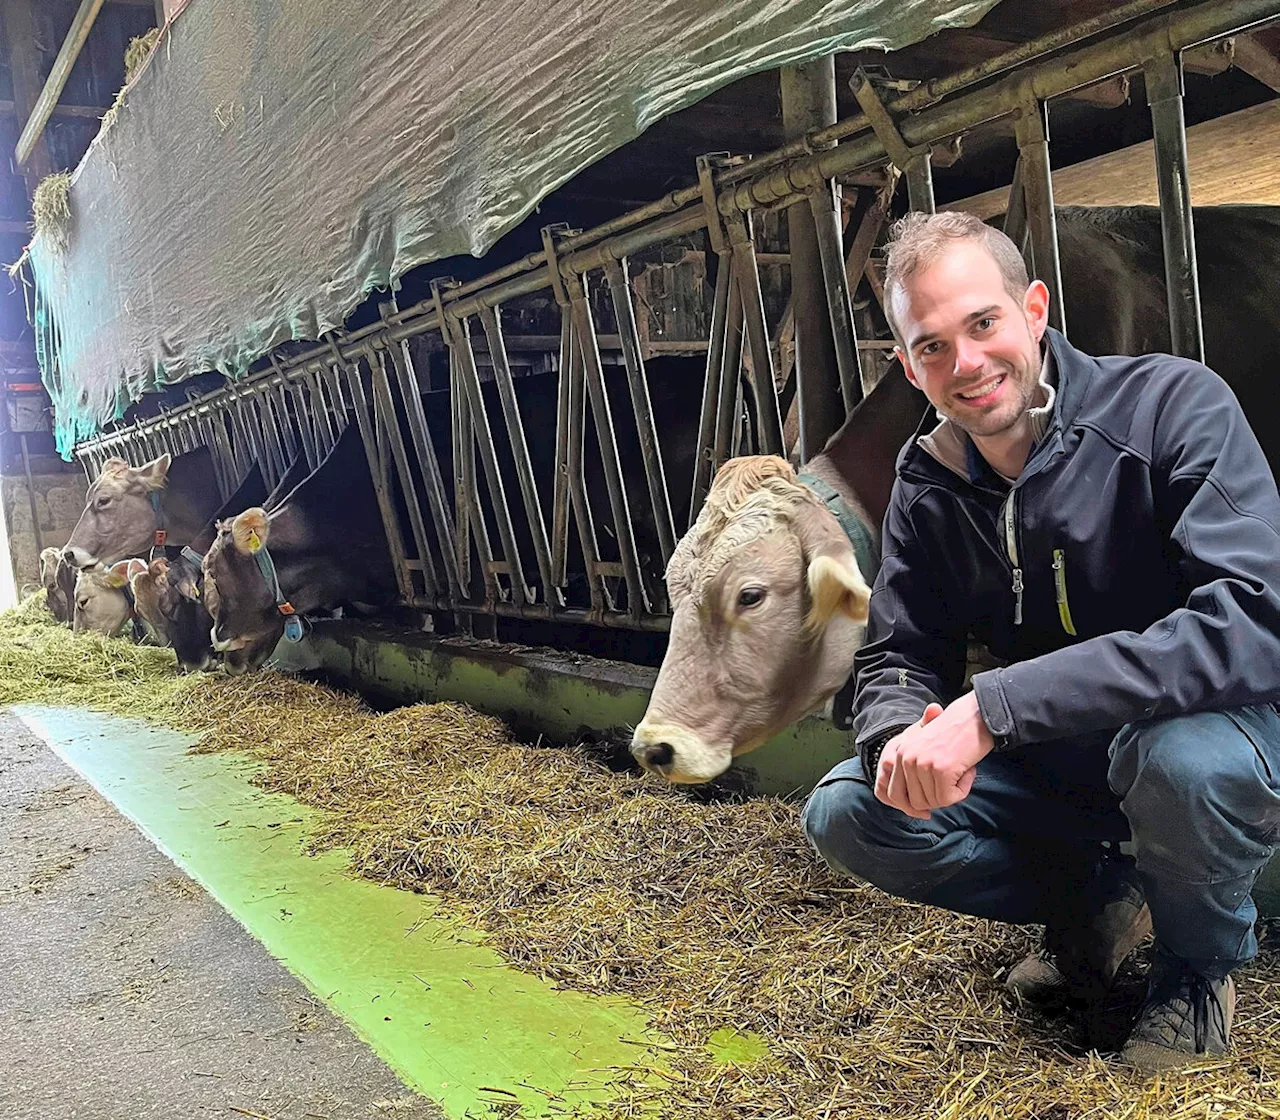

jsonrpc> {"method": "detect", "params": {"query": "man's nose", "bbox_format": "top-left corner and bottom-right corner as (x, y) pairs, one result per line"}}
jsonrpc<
(953, 336), (984, 376)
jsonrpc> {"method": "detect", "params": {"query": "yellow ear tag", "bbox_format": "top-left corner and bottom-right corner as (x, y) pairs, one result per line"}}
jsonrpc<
(247, 530), (262, 553)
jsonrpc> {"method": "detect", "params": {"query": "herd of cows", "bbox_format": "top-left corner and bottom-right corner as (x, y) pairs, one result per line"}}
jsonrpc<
(32, 204), (1280, 783)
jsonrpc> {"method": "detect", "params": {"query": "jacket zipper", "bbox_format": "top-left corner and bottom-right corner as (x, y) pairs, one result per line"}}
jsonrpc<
(1001, 489), (1023, 625)
(1052, 548), (1077, 636)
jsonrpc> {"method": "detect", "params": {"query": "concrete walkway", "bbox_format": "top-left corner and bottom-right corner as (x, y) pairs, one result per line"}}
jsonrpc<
(0, 711), (441, 1120)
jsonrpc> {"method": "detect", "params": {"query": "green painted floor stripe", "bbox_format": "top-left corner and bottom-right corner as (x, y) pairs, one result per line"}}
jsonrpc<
(14, 704), (668, 1118)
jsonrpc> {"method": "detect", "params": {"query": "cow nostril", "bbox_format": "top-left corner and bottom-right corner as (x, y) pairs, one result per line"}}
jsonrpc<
(642, 742), (675, 769)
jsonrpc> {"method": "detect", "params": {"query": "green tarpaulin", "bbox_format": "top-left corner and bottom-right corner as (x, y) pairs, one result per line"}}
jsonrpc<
(30, 0), (999, 456)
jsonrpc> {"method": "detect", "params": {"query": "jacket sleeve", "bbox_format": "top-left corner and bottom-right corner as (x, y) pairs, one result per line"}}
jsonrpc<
(853, 484), (970, 751)
(974, 367), (1280, 747)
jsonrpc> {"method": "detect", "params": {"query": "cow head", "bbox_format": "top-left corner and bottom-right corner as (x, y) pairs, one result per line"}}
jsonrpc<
(72, 559), (146, 636)
(202, 508), (284, 674)
(64, 455), (171, 569)
(40, 547), (73, 623)
(631, 456), (871, 783)
(131, 558), (215, 673)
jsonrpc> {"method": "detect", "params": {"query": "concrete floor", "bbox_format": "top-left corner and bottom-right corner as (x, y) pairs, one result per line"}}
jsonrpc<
(0, 711), (442, 1120)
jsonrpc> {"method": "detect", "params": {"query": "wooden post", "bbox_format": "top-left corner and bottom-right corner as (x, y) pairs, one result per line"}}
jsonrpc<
(15, 0), (108, 169)
(4, 0), (56, 191)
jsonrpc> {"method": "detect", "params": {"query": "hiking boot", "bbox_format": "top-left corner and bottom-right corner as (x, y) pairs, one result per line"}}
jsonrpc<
(1120, 949), (1235, 1071)
(1006, 856), (1151, 1004)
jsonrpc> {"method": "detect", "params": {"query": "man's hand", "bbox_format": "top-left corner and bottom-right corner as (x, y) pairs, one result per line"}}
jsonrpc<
(875, 692), (996, 819)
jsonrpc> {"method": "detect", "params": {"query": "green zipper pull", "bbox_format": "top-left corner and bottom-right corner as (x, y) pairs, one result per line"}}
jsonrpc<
(1052, 548), (1077, 636)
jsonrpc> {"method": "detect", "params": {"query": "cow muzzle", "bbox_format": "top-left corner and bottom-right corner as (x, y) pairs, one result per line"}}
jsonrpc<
(62, 546), (96, 570)
(630, 721), (732, 784)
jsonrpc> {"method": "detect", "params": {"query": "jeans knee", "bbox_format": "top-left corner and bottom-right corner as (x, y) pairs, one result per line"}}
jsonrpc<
(802, 759), (959, 898)
(1109, 708), (1280, 872)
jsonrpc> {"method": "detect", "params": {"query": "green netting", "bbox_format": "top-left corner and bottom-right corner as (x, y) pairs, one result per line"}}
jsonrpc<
(29, 0), (999, 457)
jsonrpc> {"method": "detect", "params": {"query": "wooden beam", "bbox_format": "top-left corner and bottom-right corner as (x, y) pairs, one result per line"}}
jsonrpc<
(4, 0), (55, 189)
(949, 99), (1280, 216)
(0, 100), (109, 120)
(1232, 33), (1280, 92)
(15, 0), (109, 168)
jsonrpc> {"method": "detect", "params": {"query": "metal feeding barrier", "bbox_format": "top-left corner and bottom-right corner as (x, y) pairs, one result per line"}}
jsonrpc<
(73, 0), (1280, 634)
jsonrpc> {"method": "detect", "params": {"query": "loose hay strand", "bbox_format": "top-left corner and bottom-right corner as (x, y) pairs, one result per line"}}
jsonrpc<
(3, 597), (1279, 1118)
(31, 173), (72, 253)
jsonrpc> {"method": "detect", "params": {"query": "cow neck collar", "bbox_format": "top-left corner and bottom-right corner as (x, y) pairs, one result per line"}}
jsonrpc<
(251, 541), (306, 643)
(795, 472), (879, 584)
(148, 490), (168, 559)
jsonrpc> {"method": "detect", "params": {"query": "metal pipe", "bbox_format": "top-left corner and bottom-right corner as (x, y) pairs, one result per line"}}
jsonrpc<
(1015, 101), (1067, 334)
(905, 152), (936, 214)
(385, 341), (463, 599)
(691, 249), (732, 521)
(602, 258), (677, 567)
(478, 304), (558, 602)
(562, 311), (607, 613)
(566, 273), (649, 615)
(343, 359), (416, 605)
(727, 213), (785, 457)
(368, 348), (440, 599)
(1145, 50), (1204, 361)
(807, 181), (864, 416)
(550, 313), (572, 588)
(713, 275), (745, 471)
(449, 315), (532, 606)
(19, 433), (44, 556)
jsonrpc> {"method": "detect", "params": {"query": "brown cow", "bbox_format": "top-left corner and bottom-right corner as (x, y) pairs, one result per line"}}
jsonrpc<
(63, 447), (222, 570)
(72, 558), (150, 637)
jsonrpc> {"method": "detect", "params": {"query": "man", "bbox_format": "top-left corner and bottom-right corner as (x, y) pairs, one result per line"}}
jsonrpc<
(802, 210), (1280, 1070)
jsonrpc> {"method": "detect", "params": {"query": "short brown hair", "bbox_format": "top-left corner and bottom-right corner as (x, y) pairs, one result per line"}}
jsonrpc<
(882, 211), (1030, 343)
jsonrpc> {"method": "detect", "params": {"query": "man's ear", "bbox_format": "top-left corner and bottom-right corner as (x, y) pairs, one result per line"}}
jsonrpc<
(792, 498), (871, 633)
(1023, 278), (1050, 343)
(136, 453), (171, 491)
(231, 508), (269, 555)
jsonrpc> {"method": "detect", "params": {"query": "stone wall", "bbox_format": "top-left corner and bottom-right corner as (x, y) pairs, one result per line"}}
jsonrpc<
(0, 471), (88, 601)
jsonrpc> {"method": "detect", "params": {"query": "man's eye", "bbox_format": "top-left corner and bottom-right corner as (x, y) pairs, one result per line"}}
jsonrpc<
(738, 587), (766, 609)
(976, 317), (995, 331)
(920, 342), (941, 357)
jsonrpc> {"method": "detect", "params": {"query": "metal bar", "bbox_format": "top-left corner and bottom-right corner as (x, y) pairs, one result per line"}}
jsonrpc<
(368, 348), (439, 600)
(270, 381), (300, 464)
(807, 181), (864, 417)
(19, 433), (44, 556)
(343, 360), (415, 605)
(478, 305), (559, 603)
(726, 213), (785, 457)
(566, 272), (648, 615)
(385, 340), (463, 599)
(1145, 50), (1204, 361)
(550, 313), (573, 588)
(254, 393), (287, 484)
(15, 0), (107, 167)
(448, 315), (531, 605)
(563, 298), (608, 614)
(691, 248), (732, 521)
(1002, 154), (1029, 253)
(450, 344), (497, 603)
(1015, 101), (1067, 334)
(904, 152), (936, 214)
(288, 379), (319, 469)
(602, 258), (677, 567)
(713, 273), (746, 471)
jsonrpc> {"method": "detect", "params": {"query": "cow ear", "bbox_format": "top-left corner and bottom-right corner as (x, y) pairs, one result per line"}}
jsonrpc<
(136, 453), (171, 491)
(793, 498), (871, 632)
(231, 508), (269, 555)
(105, 567), (130, 589)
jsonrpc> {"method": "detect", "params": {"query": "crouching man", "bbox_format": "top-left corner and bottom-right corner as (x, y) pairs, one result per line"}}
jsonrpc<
(802, 211), (1280, 1070)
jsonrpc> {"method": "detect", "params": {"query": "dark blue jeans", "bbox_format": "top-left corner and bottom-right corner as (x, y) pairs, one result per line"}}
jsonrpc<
(802, 705), (1280, 978)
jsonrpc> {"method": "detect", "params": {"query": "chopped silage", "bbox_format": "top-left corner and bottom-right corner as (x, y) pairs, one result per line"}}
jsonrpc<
(3, 596), (1278, 1119)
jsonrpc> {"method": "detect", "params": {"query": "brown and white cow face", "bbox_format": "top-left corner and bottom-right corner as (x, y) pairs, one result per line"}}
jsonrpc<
(40, 547), (74, 623)
(64, 455), (171, 569)
(632, 457), (871, 783)
(202, 508), (284, 674)
(131, 558), (215, 673)
(72, 559), (147, 636)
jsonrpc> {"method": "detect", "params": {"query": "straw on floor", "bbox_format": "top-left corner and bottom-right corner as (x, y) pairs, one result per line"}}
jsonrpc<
(3, 595), (1277, 1119)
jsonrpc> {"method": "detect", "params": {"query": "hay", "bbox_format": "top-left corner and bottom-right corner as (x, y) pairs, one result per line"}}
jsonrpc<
(31, 174), (72, 253)
(3, 601), (1279, 1118)
(123, 28), (161, 87)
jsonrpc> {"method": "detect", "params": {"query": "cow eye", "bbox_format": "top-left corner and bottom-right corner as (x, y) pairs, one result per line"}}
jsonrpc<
(737, 587), (766, 609)
(95, 495), (111, 510)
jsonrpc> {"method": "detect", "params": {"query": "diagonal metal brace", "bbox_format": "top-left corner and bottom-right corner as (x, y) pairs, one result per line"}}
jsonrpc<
(850, 67), (926, 173)
(696, 153), (739, 255)
(539, 223), (576, 308)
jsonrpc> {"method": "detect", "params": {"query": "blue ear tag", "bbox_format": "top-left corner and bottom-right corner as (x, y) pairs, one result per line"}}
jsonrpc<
(283, 614), (306, 643)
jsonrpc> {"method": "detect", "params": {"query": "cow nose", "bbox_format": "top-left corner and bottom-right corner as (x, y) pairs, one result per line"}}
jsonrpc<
(641, 742), (675, 770)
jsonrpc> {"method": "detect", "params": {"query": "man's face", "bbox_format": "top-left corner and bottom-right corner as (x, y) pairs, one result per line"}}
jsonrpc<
(892, 241), (1049, 439)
